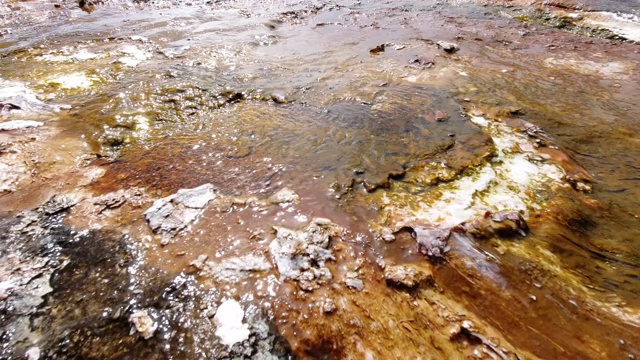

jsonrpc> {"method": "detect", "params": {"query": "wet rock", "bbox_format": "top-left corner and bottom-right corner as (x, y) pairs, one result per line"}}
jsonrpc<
(565, 173), (593, 192)
(369, 43), (386, 55)
(345, 278), (364, 291)
(448, 320), (513, 358)
(93, 188), (145, 212)
(0, 120), (43, 131)
(214, 299), (250, 347)
(423, 110), (450, 123)
(410, 56), (435, 69)
(189, 254), (209, 270)
(0, 102), (21, 112)
(362, 167), (405, 192)
(412, 226), (451, 259)
(455, 210), (528, 239)
(144, 184), (216, 244)
(269, 218), (342, 291)
(0, 80), (59, 115)
(436, 41), (459, 53)
(24, 346), (40, 360)
(129, 309), (157, 340)
(205, 254), (272, 282)
(384, 264), (434, 289)
(267, 187), (300, 205)
(380, 227), (396, 242)
(159, 45), (191, 59)
(42, 194), (83, 215)
(320, 298), (337, 314)
(270, 91), (290, 104)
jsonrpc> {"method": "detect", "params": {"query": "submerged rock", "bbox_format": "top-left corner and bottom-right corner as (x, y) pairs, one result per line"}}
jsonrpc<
(93, 188), (145, 212)
(454, 210), (528, 239)
(144, 184), (216, 244)
(269, 218), (342, 291)
(320, 297), (337, 314)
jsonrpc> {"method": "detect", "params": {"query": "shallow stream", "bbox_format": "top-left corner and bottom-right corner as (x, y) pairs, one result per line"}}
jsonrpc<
(1, 0), (640, 359)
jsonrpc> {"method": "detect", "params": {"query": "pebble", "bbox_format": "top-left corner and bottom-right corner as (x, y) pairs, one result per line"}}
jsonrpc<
(436, 41), (460, 53)
(345, 278), (364, 291)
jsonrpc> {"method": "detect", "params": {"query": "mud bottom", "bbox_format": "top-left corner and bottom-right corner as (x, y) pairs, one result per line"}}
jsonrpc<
(2, 0), (640, 359)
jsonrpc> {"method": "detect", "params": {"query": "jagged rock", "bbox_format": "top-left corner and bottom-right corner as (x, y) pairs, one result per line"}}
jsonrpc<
(129, 309), (157, 340)
(269, 218), (342, 291)
(24, 346), (40, 360)
(205, 254), (272, 282)
(345, 278), (364, 291)
(92, 188), (145, 213)
(454, 210), (528, 239)
(42, 194), (83, 215)
(384, 264), (433, 289)
(412, 226), (451, 259)
(144, 184), (216, 244)
(320, 298), (337, 314)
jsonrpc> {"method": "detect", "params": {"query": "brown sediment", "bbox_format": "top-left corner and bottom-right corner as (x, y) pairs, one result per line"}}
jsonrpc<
(2, 0), (640, 359)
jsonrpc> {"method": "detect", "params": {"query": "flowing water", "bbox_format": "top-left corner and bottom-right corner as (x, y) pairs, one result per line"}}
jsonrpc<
(1, 0), (640, 359)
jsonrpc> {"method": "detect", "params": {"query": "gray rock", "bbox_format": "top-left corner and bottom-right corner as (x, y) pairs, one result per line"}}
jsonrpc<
(267, 187), (300, 205)
(190, 254), (209, 270)
(380, 227), (396, 242)
(25, 346), (40, 360)
(42, 194), (83, 215)
(270, 91), (290, 104)
(436, 41), (460, 53)
(0, 80), (58, 115)
(206, 254), (272, 282)
(144, 184), (216, 244)
(269, 218), (342, 291)
(0, 120), (43, 131)
(412, 226), (451, 259)
(345, 278), (364, 291)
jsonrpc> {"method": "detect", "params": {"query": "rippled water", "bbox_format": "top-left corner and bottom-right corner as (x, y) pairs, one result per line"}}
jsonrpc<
(1, 0), (640, 359)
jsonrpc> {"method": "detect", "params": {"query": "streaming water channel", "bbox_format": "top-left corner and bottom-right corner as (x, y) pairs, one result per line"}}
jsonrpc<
(1, 0), (640, 359)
